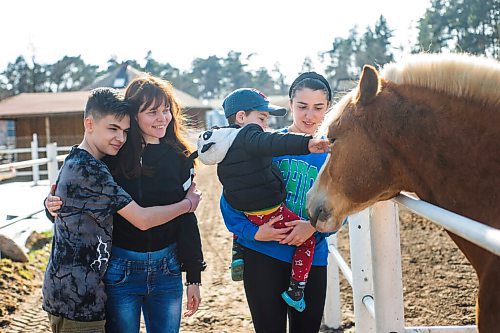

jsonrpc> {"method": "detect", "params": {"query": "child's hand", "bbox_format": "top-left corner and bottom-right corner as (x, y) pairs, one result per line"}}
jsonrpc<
(308, 138), (330, 153)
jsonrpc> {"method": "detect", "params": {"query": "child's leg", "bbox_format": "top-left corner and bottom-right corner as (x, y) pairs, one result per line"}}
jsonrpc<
(273, 205), (316, 283)
(231, 235), (244, 281)
(273, 205), (316, 312)
(232, 235), (244, 260)
(281, 235), (316, 312)
(287, 236), (316, 295)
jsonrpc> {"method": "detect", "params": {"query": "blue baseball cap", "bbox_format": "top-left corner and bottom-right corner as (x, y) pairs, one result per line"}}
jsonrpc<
(222, 88), (287, 118)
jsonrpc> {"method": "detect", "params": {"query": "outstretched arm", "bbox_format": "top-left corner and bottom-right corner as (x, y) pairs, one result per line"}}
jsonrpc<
(118, 182), (202, 230)
(46, 181), (202, 230)
(242, 125), (330, 157)
(242, 124), (311, 157)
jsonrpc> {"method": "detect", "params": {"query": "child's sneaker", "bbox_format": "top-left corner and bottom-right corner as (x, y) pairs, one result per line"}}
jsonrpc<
(230, 238), (244, 281)
(281, 291), (306, 312)
(281, 278), (306, 311)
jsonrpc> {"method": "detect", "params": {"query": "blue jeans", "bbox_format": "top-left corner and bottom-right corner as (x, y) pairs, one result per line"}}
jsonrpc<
(104, 244), (183, 333)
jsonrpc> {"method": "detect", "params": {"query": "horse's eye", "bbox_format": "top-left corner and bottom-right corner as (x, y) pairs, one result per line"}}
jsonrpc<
(329, 138), (336, 144)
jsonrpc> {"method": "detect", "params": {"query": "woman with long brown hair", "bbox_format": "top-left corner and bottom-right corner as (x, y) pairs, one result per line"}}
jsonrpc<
(104, 75), (206, 333)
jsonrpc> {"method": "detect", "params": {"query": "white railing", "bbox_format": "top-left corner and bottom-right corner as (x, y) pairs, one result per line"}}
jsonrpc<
(0, 209), (45, 231)
(323, 193), (500, 332)
(394, 196), (500, 256)
(0, 134), (70, 184)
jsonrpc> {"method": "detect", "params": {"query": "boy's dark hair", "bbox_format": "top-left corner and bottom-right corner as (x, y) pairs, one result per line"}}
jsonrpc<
(226, 110), (253, 125)
(84, 87), (129, 120)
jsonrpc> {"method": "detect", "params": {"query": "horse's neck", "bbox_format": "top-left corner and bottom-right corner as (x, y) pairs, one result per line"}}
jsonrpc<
(384, 87), (500, 225)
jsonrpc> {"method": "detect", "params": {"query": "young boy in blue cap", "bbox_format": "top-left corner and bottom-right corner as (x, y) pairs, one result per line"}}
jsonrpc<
(197, 88), (329, 312)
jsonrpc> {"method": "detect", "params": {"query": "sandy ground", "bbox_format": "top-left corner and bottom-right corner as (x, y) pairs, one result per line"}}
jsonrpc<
(0, 164), (478, 332)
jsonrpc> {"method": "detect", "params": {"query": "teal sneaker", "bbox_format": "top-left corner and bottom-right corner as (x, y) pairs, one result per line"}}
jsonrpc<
(231, 258), (244, 281)
(281, 291), (306, 312)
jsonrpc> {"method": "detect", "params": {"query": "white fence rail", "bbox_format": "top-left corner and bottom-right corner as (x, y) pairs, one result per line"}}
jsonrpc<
(0, 134), (70, 184)
(393, 196), (500, 256)
(0, 136), (68, 260)
(0, 146), (72, 154)
(322, 193), (500, 332)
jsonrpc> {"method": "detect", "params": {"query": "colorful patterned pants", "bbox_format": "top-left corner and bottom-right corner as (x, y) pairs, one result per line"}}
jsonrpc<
(245, 204), (315, 282)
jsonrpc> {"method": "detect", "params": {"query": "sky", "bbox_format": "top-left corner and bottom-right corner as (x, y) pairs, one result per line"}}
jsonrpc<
(1, 0), (431, 84)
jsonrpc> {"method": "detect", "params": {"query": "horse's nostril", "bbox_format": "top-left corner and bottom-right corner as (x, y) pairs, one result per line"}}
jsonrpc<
(317, 205), (331, 223)
(309, 208), (318, 227)
(309, 206), (324, 228)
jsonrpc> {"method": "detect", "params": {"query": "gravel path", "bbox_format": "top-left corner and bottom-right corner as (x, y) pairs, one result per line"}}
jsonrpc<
(0, 165), (478, 332)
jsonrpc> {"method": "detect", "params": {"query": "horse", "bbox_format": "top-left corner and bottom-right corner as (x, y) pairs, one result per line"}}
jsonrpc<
(306, 53), (500, 332)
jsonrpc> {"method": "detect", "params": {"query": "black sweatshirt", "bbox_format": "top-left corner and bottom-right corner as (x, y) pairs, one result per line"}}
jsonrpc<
(109, 142), (206, 283)
(218, 124), (311, 211)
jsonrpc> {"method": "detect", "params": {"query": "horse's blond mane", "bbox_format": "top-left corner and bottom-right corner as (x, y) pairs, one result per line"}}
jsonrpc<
(316, 53), (500, 139)
(317, 93), (350, 138)
(381, 53), (500, 107)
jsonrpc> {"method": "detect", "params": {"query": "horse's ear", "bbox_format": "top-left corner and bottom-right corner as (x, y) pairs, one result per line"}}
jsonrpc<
(356, 65), (380, 105)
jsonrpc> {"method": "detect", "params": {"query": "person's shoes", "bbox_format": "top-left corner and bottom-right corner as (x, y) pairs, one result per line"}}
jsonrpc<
(231, 258), (244, 281)
(281, 291), (306, 312)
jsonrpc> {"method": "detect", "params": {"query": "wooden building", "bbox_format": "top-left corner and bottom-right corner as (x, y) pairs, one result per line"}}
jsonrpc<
(0, 64), (210, 148)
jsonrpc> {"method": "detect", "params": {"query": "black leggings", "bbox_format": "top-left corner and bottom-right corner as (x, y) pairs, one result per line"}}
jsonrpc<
(243, 247), (327, 333)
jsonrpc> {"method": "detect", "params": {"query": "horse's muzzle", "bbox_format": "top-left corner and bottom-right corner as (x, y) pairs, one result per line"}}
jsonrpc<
(308, 205), (330, 229)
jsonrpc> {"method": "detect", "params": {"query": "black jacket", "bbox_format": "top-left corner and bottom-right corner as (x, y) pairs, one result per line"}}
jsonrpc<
(108, 142), (206, 283)
(218, 124), (311, 211)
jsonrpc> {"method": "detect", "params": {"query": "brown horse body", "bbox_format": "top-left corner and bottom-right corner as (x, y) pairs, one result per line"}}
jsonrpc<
(307, 53), (500, 332)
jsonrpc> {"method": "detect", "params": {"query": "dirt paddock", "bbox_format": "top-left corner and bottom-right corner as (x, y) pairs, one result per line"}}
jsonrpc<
(0, 165), (477, 332)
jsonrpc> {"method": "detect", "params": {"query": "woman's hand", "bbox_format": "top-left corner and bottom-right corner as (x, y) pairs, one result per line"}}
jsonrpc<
(184, 182), (202, 213)
(254, 215), (292, 242)
(280, 219), (316, 246)
(44, 184), (62, 217)
(184, 284), (201, 317)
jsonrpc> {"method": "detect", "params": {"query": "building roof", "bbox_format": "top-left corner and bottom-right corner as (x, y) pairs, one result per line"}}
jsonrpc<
(0, 64), (208, 119)
(83, 63), (141, 90)
(83, 63), (207, 108)
(0, 91), (90, 119)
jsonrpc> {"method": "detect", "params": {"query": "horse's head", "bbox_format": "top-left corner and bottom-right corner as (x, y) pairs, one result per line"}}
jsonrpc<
(307, 65), (402, 232)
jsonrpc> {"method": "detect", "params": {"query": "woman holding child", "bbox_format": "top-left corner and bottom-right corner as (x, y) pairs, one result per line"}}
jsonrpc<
(220, 72), (333, 333)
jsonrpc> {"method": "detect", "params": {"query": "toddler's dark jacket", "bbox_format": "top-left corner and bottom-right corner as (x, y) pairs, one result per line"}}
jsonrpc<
(218, 123), (311, 211)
